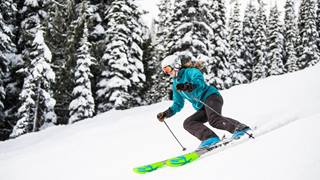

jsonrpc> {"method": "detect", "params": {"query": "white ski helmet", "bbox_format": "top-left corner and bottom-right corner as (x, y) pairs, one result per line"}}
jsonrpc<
(161, 54), (181, 70)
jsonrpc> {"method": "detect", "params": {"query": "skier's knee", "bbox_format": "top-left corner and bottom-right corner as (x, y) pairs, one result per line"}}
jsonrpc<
(183, 118), (192, 131)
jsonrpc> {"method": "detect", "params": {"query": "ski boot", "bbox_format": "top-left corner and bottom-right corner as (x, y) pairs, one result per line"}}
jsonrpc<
(198, 136), (221, 149)
(232, 127), (252, 140)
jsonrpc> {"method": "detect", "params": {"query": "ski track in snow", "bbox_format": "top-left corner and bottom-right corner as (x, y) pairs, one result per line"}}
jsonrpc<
(161, 113), (305, 163)
(148, 112), (320, 178)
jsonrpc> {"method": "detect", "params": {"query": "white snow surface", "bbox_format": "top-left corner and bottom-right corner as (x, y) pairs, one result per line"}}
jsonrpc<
(1, 61), (320, 179)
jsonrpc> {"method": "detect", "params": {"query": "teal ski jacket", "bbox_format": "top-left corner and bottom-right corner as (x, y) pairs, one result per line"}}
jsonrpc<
(169, 68), (220, 115)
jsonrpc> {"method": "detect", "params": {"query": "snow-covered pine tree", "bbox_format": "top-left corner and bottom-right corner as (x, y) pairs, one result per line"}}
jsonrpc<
(129, 4), (148, 106)
(0, 20), (8, 120)
(44, 0), (70, 124)
(53, 0), (94, 124)
(45, 0), (68, 68)
(167, 0), (212, 60)
(154, 0), (173, 60)
(146, 0), (174, 104)
(157, 0), (216, 100)
(87, 0), (110, 105)
(267, 4), (285, 76)
(11, 0), (56, 138)
(205, 0), (232, 89)
(0, 0), (16, 67)
(0, 0), (17, 120)
(297, 0), (320, 68)
(0, 54), (8, 139)
(11, 29), (56, 138)
(0, 0), (19, 140)
(0, 56), (7, 121)
(316, 0), (320, 50)
(96, 0), (146, 112)
(252, 1), (268, 81)
(228, 1), (249, 86)
(284, 0), (299, 72)
(69, 19), (96, 124)
(141, 34), (165, 104)
(242, 1), (257, 81)
(88, 0), (108, 49)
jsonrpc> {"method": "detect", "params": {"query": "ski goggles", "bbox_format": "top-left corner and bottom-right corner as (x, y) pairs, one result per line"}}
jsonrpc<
(162, 65), (173, 74)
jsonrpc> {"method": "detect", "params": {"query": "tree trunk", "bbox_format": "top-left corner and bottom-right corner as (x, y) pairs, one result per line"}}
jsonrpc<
(33, 82), (41, 132)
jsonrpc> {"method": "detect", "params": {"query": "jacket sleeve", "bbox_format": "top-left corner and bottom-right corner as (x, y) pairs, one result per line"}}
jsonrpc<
(169, 83), (185, 115)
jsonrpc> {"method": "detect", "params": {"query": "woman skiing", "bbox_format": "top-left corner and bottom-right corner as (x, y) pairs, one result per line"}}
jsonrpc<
(157, 54), (251, 149)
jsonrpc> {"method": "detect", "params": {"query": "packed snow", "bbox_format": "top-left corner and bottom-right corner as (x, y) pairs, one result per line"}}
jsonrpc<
(1, 63), (320, 180)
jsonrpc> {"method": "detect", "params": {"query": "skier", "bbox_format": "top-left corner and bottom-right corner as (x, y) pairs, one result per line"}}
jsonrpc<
(157, 54), (251, 149)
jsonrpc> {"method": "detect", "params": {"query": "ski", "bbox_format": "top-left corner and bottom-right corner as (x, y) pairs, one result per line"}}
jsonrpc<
(133, 160), (166, 174)
(133, 131), (254, 174)
(133, 151), (200, 174)
(166, 135), (244, 167)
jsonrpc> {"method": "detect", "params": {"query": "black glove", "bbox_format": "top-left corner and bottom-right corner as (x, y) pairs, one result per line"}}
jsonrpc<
(157, 112), (166, 122)
(176, 83), (194, 92)
(157, 108), (174, 122)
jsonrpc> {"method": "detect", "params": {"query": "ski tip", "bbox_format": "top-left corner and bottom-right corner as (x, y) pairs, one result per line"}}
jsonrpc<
(133, 168), (146, 174)
(133, 161), (165, 174)
(133, 166), (157, 174)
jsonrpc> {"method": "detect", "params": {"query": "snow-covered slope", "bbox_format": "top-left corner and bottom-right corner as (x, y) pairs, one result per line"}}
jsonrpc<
(1, 62), (320, 179)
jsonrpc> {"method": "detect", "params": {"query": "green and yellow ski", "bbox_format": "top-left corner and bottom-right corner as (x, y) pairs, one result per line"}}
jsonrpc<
(133, 161), (166, 174)
(133, 151), (200, 174)
(133, 131), (254, 174)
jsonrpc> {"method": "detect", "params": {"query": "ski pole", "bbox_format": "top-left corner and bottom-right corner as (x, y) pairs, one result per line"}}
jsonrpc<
(163, 120), (187, 151)
(181, 92), (222, 117)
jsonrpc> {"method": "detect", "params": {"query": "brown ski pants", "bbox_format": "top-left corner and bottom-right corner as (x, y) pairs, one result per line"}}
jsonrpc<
(183, 94), (247, 141)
